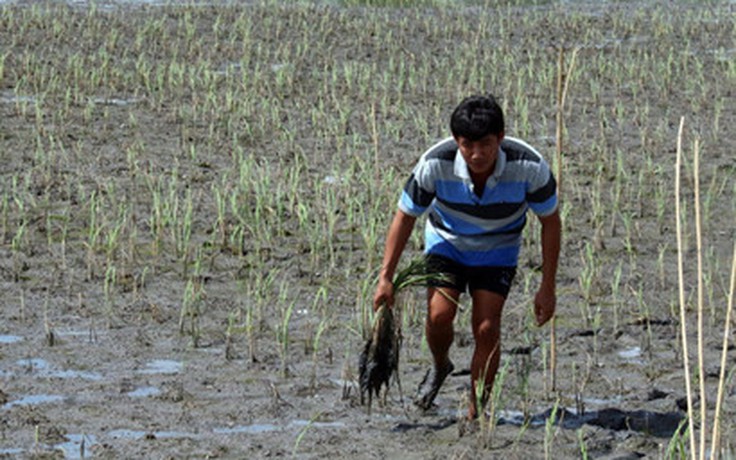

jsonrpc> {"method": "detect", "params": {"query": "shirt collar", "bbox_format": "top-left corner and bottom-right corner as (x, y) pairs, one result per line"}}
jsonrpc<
(453, 149), (470, 179)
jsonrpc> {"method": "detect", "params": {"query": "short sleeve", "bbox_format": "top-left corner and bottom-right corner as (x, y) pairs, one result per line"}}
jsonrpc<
(526, 159), (558, 217)
(398, 158), (436, 217)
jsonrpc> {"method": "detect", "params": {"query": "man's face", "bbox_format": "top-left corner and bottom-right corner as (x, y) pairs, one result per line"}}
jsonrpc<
(455, 133), (504, 177)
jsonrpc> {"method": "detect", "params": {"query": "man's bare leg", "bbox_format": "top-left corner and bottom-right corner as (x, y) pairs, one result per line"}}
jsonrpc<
(415, 287), (459, 409)
(468, 289), (505, 420)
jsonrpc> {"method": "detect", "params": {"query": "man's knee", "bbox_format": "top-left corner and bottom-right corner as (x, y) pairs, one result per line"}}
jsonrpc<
(427, 307), (455, 328)
(427, 288), (458, 328)
(474, 318), (499, 343)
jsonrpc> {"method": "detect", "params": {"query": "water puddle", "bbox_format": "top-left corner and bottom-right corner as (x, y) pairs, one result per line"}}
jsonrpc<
(3, 394), (64, 409)
(583, 396), (623, 407)
(0, 91), (36, 104)
(17, 357), (50, 370)
(323, 175), (347, 185)
(137, 359), (182, 374)
(213, 423), (279, 435)
(15, 358), (103, 381)
(108, 429), (195, 440)
(0, 334), (23, 344)
(618, 346), (644, 364)
(54, 434), (98, 460)
(290, 420), (346, 429)
(50, 369), (103, 380)
(126, 386), (161, 398)
(618, 346), (641, 359)
(91, 97), (138, 106)
(329, 378), (357, 389)
(0, 434), (98, 459)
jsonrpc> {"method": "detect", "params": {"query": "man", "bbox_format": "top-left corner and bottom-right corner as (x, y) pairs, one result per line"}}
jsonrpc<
(373, 94), (561, 419)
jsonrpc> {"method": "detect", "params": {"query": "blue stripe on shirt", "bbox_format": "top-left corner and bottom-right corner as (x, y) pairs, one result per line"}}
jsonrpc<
(425, 231), (520, 266)
(399, 191), (428, 216)
(431, 208), (489, 235)
(528, 195), (558, 217)
(435, 180), (526, 205)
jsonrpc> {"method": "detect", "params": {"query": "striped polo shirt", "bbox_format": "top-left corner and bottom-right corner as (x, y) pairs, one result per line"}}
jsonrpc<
(398, 136), (558, 267)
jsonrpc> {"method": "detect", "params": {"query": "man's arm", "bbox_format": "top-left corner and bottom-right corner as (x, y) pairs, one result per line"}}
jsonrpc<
(535, 209), (561, 326)
(373, 209), (417, 310)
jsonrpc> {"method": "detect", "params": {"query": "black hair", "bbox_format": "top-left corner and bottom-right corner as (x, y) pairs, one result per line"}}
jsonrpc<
(450, 94), (505, 141)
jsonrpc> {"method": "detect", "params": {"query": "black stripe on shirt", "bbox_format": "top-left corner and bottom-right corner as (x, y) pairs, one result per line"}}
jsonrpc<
(429, 211), (527, 236)
(527, 175), (557, 203)
(404, 174), (435, 207)
(425, 144), (457, 162)
(503, 141), (542, 164)
(435, 196), (525, 220)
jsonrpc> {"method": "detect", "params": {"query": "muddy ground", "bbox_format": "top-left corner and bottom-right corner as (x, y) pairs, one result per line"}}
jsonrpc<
(1, 0), (735, 458)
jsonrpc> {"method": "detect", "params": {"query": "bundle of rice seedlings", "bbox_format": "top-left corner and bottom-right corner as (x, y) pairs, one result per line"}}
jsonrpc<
(358, 258), (444, 412)
(358, 303), (399, 412)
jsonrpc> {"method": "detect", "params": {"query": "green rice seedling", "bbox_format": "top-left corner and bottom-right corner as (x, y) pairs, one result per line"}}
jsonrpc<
(578, 242), (596, 320)
(0, 51), (6, 82)
(577, 428), (590, 460)
(292, 411), (324, 456)
(635, 284), (656, 362)
(573, 359), (593, 417)
(0, 192), (8, 244)
(702, 172), (729, 237)
(145, 169), (180, 256)
(174, 189), (195, 275)
(43, 298), (54, 347)
(544, 399), (561, 460)
(310, 317), (330, 391)
(179, 277), (206, 348)
(275, 282), (297, 378)
(666, 419), (690, 460)
(85, 190), (103, 280)
(620, 210), (636, 259)
(474, 355), (509, 450)
(225, 310), (239, 361)
(610, 261), (624, 333)
(512, 332), (536, 422)
(103, 204), (127, 267)
(103, 265), (117, 328)
(19, 289), (26, 324)
(10, 217), (26, 283)
(355, 275), (375, 338)
(241, 296), (257, 363)
(657, 243), (669, 289)
(591, 306), (602, 367)
(210, 184), (230, 251)
(540, 338), (552, 396)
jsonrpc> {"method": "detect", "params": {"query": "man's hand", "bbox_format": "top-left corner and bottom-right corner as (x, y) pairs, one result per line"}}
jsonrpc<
(534, 287), (556, 326)
(373, 277), (395, 311)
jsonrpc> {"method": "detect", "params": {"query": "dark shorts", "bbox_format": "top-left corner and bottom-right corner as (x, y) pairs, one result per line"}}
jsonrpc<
(425, 254), (516, 298)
